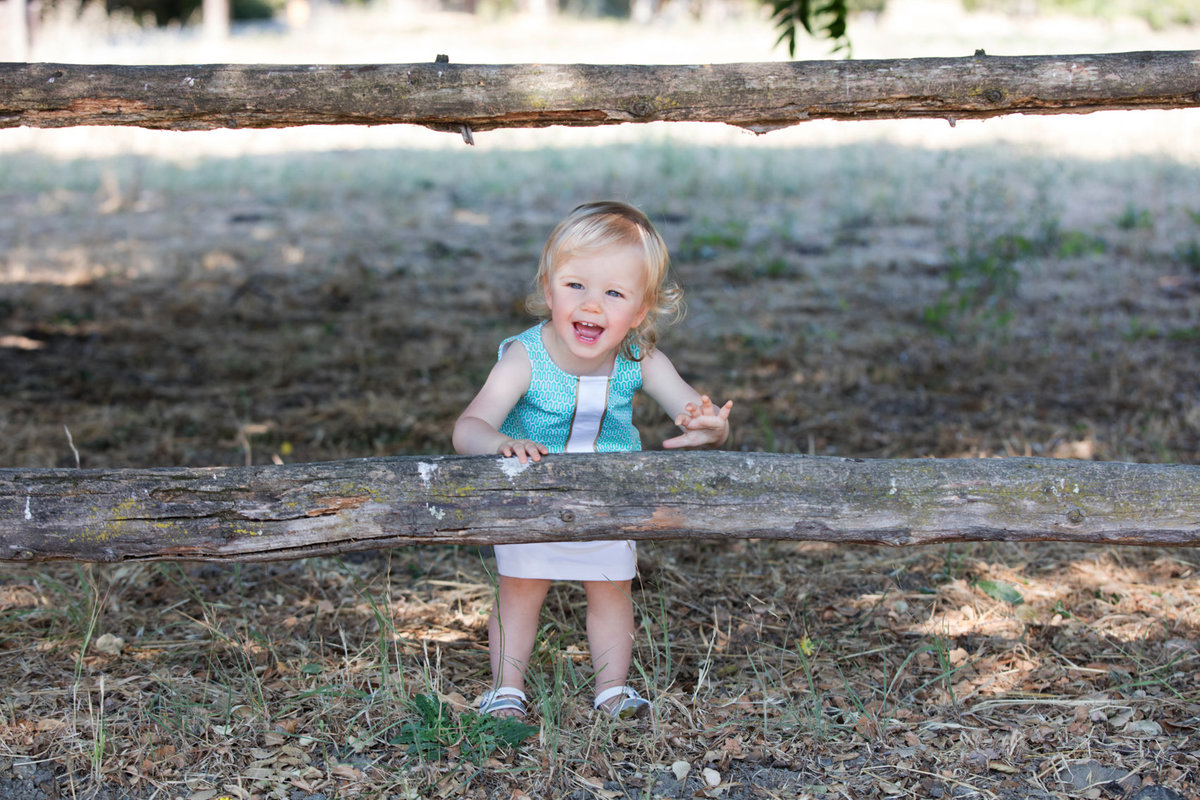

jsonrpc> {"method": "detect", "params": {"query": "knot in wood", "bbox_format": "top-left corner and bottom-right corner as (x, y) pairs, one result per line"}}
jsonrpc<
(1066, 507), (1085, 525)
(984, 89), (1004, 104)
(560, 510), (576, 523)
(630, 100), (656, 119)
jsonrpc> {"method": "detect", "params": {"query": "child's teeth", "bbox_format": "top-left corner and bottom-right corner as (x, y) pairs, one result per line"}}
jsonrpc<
(575, 322), (601, 341)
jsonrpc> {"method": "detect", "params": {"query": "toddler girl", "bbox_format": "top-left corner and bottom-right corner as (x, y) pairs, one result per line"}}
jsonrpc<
(453, 201), (732, 719)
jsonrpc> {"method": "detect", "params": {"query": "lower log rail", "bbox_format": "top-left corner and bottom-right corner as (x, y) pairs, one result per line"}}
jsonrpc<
(2, 452), (1197, 563)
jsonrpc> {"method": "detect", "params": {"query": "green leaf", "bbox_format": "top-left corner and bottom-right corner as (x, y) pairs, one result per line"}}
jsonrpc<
(975, 579), (1024, 605)
(391, 695), (536, 764)
(766, 0), (851, 57)
(493, 716), (539, 747)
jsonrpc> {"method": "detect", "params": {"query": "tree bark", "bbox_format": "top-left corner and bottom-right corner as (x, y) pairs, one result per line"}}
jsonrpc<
(1, 51), (1198, 134)
(2, 453), (1197, 563)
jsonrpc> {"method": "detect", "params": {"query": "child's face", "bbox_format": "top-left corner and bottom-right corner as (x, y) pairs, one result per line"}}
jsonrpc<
(543, 244), (650, 373)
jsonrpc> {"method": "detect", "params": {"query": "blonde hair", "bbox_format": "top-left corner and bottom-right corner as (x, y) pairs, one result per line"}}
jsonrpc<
(526, 201), (683, 360)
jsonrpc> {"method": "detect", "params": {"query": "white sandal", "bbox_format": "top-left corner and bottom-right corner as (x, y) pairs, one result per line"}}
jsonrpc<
(594, 686), (650, 719)
(479, 687), (527, 718)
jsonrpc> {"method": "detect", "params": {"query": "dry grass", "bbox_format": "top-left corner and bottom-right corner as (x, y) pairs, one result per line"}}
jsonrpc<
(2, 543), (1199, 798)
(3, 3), (1200, 799)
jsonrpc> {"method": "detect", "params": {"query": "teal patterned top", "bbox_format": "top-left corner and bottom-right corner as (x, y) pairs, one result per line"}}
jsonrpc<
(497, 323), (643, 454)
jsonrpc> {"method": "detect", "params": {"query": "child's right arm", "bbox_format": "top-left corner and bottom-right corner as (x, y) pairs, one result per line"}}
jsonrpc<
(453, 344), (550, 463)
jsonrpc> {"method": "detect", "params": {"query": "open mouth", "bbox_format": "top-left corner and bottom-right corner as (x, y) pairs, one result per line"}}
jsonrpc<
(573, 321), (604, 344)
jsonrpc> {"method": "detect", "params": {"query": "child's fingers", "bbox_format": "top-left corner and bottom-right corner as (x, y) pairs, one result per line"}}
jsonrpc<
(701, 397), (732, 418)
(663, 428), (718, 449)
(665, 397), (732, 449)
(521, 442), (546, 463)
(662, 431), (691, 449)
(501, 443), (529, 464)
(677, 403), (733, 428)
(501, 439), (546, 463)
(694, 398), (732, 422)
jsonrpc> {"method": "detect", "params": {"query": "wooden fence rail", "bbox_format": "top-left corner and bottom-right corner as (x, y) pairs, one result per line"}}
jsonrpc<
(2, 50), (1199, 134)
(2, 453), (1198, 563)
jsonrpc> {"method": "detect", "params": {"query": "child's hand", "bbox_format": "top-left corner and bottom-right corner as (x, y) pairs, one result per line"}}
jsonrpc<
(663, 396), (733, 450)
(500, 439), (549, 463)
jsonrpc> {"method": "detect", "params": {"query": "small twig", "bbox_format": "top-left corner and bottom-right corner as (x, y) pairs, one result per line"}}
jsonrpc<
(63, 425), (80, 468)
(691, 608), (720, 705)
(236, 426), (253, 467)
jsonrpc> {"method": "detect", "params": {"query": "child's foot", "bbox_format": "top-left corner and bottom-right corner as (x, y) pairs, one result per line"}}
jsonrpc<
(479, 687), (527, 718)
(594, 686), (650, 719)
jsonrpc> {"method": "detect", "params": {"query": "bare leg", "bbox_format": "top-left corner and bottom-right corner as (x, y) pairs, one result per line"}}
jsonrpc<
(583, 579), (635, 703)
(488, 575), (551, 715)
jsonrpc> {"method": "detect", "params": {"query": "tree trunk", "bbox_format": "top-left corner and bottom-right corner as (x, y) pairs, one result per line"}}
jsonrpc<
(2, 453), (1197, 563)
(1, 51), (1198, 134)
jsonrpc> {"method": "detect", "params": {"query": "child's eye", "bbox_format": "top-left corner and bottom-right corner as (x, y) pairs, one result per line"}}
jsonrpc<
(606, 289), (625, 299)
(566, 282), (583, 290)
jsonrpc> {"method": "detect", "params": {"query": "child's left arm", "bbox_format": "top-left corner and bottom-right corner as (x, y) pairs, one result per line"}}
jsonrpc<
(641, 350), (733, 450)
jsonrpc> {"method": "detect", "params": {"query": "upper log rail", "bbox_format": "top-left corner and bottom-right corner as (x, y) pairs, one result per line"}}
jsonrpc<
(2, 50), (1199, 134)
(3, 452), (1198, 563)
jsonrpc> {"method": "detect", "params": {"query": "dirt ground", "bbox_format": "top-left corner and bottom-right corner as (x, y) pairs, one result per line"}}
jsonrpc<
(2, 4), (1200, 800)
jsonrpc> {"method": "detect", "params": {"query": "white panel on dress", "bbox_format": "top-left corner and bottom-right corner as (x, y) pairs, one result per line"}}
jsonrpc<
(565, 376), (609, 453)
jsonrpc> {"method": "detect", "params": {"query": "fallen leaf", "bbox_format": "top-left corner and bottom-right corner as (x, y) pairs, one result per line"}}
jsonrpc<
(877, 778), (906, 795)
(331, 763), (364, 781)
(94, 633), (125, 655)
(975, 579), (1024, 605)
(1124, 719), (1162, 737)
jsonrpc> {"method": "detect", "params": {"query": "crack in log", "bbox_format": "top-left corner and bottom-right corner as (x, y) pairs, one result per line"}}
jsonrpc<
(305, 495), (370, 517)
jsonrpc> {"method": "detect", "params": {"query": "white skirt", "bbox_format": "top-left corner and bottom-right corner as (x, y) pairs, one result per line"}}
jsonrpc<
(494, 540), (637, 581)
